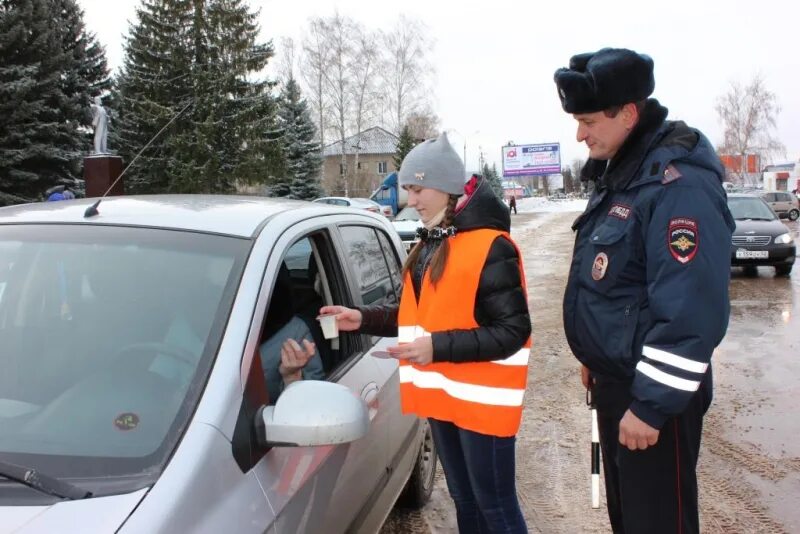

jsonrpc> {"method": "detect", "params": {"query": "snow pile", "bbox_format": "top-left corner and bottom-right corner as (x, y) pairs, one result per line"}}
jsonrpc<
(516, 197), (588, 214)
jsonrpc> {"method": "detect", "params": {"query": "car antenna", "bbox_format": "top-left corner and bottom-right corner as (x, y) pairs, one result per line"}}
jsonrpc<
(84, 100), (194, 218)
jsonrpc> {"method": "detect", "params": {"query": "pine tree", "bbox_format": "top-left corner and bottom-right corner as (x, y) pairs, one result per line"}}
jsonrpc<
(483, 162), (504, 199)
(114, 0), (195, 193)
(270, 78), (322, 199)
(55, 0), (112, 144)
(114, 0), (282, 194)
(0, 0), (109, 204)
(393, 124), (416, 170)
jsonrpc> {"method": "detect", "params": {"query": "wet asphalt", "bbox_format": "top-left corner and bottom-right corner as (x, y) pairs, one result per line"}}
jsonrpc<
(710, 217), (800, 531)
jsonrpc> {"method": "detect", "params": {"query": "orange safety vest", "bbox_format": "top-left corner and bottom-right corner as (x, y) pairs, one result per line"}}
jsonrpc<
(398, 228), (531, 437)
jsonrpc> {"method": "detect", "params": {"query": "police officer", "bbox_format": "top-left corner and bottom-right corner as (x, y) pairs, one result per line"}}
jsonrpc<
(555, 48), (735, 533)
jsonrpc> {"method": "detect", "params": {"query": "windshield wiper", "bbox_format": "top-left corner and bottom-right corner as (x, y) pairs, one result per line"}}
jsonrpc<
(0, 460), (91, 500)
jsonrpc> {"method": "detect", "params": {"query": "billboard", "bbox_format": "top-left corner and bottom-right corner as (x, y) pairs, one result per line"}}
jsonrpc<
(502, 143), (561, 177)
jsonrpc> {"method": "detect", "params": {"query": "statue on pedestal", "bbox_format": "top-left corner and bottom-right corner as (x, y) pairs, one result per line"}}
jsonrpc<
(91, 96), (109, 154)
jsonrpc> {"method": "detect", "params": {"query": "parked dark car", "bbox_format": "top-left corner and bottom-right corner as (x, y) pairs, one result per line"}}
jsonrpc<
(728, 194), (796, 276)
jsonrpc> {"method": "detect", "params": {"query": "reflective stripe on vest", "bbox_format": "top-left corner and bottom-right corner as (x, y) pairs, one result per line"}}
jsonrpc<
(398, 228), (531, 437)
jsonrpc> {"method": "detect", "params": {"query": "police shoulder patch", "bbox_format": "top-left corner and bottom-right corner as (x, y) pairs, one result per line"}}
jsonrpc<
(668, 217), (698, 264)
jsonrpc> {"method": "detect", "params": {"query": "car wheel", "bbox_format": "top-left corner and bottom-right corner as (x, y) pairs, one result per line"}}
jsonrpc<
(789, 209), (799, 221)
(776, 264), (793, 276)
(397, 420), (437, 509)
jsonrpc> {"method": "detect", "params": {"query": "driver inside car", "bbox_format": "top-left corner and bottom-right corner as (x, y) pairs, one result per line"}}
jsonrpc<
(259, 263), (324, 403)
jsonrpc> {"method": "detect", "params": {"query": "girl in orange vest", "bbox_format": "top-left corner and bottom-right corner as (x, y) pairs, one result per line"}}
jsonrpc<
(321, 133), (532, 533)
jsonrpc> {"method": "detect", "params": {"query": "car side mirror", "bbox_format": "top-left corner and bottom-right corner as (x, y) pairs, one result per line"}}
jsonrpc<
(255, 381), (369, 447)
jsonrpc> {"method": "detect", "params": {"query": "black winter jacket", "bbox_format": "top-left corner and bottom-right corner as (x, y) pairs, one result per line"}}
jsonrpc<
(358, 176), (532, 363)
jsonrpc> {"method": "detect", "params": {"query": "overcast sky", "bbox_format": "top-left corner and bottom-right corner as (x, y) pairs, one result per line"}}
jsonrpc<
(78, 0), (799, 174)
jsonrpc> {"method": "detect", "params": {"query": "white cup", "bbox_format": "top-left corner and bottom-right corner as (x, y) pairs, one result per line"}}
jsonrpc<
(318, 314), (339, 339)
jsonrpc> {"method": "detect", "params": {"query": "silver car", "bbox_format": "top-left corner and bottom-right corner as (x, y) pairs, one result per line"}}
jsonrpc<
(760, 190), (800, 221)
(0, 195), (435, 533)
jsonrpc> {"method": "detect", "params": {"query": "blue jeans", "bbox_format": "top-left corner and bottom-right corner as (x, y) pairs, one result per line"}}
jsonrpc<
(429, 419), (527, 533)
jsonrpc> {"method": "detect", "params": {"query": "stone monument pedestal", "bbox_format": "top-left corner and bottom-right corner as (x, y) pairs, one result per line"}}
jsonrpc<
(83, 155), (124, 198)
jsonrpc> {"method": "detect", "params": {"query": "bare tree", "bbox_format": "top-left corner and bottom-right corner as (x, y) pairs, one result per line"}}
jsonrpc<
(405, 108), (440, 141)
(562, 167), (574, 194)
(380, 15), (434, 135)
(350, 29), (379, 194)
(277, 37), (296, 83)
(571, 158), (585, 193)
(716, 74), (784, 186)
(300, 18), (331, 157)
(317, 11), (357, 196)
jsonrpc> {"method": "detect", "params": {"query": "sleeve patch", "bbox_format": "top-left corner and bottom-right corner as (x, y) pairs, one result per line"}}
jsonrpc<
(668, 218), (698, 264)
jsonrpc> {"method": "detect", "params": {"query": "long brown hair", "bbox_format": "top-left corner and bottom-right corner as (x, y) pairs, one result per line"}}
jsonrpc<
(403, 194), (459, 286)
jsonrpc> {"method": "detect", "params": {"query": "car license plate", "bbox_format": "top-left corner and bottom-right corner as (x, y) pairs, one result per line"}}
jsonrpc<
(736, 249), (768, 259)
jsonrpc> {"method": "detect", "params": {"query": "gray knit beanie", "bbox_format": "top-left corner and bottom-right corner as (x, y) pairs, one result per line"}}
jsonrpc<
(398, 132), (465, 196)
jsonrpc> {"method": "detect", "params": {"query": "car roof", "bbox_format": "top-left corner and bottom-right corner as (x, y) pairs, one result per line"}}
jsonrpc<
(0, 195), (344, 238)
(727, 193), (763, 198)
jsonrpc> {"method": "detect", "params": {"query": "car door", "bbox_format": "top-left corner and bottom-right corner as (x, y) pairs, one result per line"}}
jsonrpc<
(763, 193), (779, 214)
(336, 225), (419, 492)
(777, 193), (792, 215)
(242, 215), (390, 534)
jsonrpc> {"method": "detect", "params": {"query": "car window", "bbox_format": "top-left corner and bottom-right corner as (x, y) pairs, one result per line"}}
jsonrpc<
(728, 197), (777, 220)
(0, 224), (248, 489)
(255, 232), (362, 406)
(763, 193), (777, 202)
(0, 242), (20, 305)
(376, 230), (403, 299)
(339, 226), (398, 306)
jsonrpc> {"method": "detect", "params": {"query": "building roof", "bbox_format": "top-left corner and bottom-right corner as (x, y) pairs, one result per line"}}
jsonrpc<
(322, 126), (399, 157)
(763, 162), (796, 172)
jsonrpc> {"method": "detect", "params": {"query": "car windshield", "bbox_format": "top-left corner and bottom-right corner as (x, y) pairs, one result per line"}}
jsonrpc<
(0, 224), (248, 498)
(727, 197), (777, 221)
(395, 207), (420, 221)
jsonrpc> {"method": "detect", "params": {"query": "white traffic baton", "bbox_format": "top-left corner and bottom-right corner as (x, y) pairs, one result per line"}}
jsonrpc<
(591, 406), (600, 508)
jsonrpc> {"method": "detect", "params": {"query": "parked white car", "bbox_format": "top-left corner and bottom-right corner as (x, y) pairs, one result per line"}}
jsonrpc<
(0, 195), (435, 533)
(312, 196), (393, 218)
(391, 206), (423, 252)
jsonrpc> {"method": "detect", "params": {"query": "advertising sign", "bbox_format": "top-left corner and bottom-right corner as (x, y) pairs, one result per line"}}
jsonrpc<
(502, 143), (561, 177)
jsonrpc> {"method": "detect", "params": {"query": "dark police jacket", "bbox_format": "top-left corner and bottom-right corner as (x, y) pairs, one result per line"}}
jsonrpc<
(563, 100), (735, 429)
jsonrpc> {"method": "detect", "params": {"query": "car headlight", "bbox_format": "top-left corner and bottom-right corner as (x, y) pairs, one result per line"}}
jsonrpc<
(774, 233), (794, 245)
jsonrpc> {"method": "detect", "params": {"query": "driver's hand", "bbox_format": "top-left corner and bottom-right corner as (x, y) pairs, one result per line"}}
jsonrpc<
(279, 338), (316, 383)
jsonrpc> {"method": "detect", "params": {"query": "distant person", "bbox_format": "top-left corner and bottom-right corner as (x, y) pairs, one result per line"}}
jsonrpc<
(509, 194), (517, 214)
(45, 185), (75, 202)
(320, 132), (532, 533)
(555, 48), (734, 533)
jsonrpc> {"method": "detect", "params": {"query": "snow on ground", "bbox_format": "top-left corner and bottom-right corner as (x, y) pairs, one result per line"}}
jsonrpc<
(515, 196), (588, 214)
(509, 198), (587, 237)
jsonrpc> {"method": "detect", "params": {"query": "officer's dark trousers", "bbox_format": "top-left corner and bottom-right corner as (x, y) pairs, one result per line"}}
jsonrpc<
(593, 373), (712, 534)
